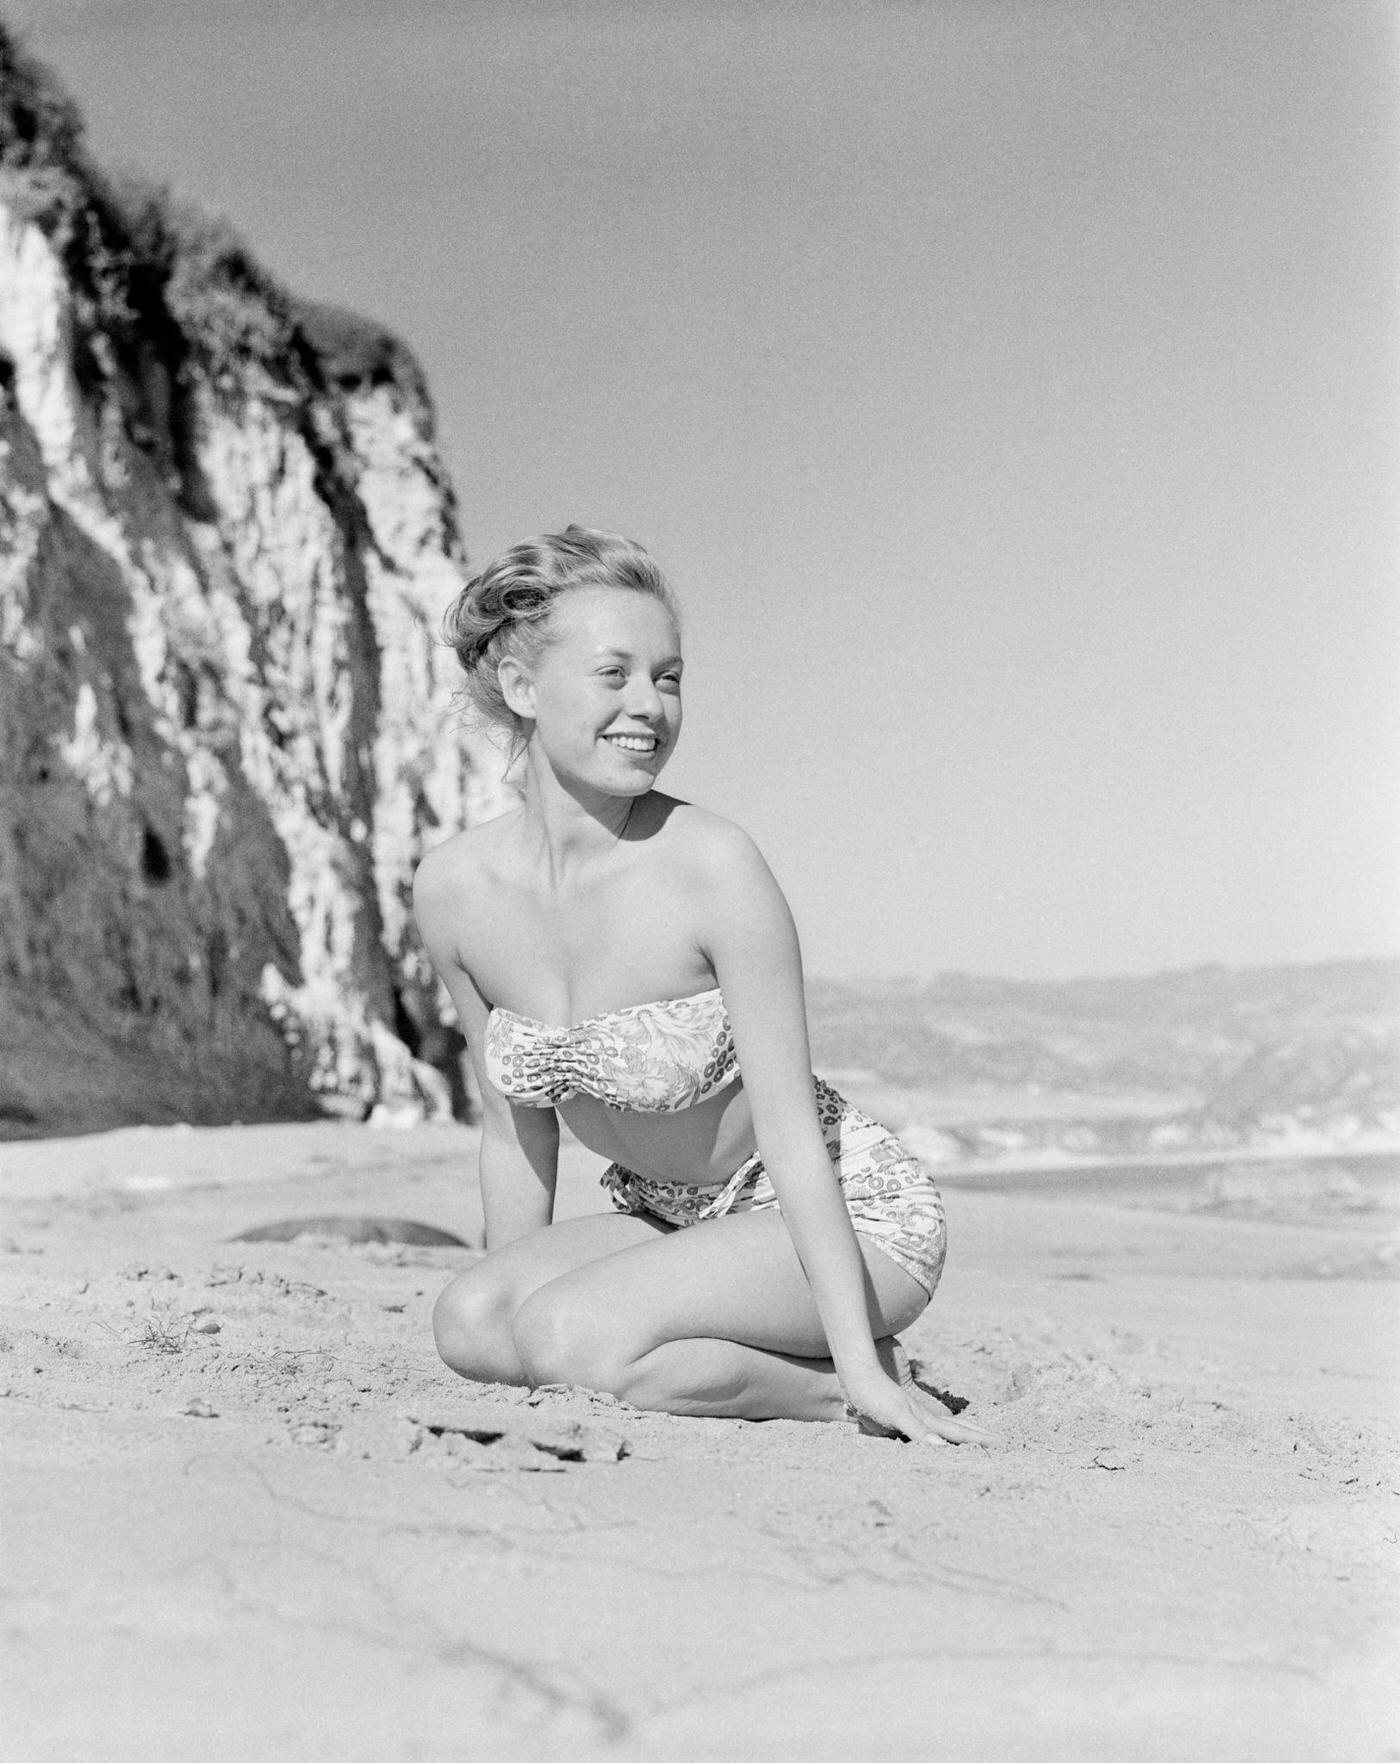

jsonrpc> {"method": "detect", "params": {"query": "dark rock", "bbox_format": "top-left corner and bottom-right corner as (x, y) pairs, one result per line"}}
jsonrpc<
(232, 1215), (471, 1248)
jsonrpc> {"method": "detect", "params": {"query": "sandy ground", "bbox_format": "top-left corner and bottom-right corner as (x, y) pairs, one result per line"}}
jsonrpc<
(1, 1120), (1397, 1762)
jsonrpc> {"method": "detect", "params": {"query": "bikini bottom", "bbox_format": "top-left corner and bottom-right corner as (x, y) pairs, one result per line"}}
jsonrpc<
(598, 1077), (947, 1299)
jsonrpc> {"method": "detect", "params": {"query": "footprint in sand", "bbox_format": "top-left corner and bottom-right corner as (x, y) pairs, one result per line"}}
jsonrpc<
(407, 1410), (631, 1472)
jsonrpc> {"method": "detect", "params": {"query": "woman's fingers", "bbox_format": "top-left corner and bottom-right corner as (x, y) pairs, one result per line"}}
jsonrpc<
(861, 1392), (998, 1447)
(846, 1369), (998, 1446)
(921, 1410), (999, 1446)
(898, 1397), (975, 1446)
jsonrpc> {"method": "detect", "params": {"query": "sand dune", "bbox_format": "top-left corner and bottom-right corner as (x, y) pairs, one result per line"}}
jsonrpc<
(2, 1122), (1397, 1761)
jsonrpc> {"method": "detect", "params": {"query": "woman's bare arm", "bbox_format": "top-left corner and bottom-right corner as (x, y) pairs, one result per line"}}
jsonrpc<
(698, 823), (892, 1401)
(413, 847), (559, 1247)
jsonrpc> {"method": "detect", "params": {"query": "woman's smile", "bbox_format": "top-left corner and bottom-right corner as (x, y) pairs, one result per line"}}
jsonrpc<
(604, 730), (661, 756)
(500, 586), (684, 789)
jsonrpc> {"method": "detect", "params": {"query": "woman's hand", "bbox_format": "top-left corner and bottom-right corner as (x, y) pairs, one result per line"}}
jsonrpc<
(840, 1368), (997, 1447)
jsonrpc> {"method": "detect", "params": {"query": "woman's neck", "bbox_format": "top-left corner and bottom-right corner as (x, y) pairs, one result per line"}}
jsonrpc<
(517, 751), (637, 885)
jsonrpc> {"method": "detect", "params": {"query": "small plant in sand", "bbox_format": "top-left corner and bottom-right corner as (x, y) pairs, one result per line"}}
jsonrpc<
(134, 1307), (194, 1355)
(265, 1345), (335, 1382)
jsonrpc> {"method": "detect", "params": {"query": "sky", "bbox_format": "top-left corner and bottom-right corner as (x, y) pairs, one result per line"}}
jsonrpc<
(7, 0), (1398, 980)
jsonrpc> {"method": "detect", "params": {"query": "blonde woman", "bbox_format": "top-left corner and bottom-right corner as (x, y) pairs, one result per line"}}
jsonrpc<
(414, 526), (990, 1444)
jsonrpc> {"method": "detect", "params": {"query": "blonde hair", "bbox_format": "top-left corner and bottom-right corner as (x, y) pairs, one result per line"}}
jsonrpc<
(444, 525), (678, 741)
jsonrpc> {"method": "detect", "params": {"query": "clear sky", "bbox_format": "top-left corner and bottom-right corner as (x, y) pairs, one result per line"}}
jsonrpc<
(9, 0), (1398, 979)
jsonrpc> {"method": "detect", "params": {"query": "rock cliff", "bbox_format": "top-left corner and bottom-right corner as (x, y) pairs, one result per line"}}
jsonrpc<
(0, 33), (506, 1136)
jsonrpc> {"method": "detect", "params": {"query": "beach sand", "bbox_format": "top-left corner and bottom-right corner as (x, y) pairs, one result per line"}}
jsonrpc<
(2, 1121), (1396, 1761)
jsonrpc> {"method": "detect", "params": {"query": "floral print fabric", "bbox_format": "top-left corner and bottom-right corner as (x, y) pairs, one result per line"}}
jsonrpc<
(600, 1077), (948, 1298)
(484, 987), (738, 1113)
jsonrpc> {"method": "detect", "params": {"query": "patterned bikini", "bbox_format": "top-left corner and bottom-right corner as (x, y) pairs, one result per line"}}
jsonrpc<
(483, 988), (947, 1298)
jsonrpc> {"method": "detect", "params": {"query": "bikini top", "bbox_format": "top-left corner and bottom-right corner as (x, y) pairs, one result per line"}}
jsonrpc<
(483, 987), (738, 1112)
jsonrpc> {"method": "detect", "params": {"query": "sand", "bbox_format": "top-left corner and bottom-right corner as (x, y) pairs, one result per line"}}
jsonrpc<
(2, 1120), (1397, 1762)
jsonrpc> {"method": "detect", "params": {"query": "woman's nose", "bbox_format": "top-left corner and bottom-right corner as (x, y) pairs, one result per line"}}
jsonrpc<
(625, 677), (663, 719)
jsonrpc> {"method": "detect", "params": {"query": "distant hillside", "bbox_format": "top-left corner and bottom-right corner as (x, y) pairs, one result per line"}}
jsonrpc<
(807, 960), (1400, 1165)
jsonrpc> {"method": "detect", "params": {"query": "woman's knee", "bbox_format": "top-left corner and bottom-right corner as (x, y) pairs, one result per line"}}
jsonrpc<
(432, 1266), (525, 1383)
(511, 1284), (625, 1393)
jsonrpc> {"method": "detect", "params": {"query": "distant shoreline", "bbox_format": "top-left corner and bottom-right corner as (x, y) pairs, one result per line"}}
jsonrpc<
(935, 1145), (1400, 1239)
(931, 1141), (1400, 1182)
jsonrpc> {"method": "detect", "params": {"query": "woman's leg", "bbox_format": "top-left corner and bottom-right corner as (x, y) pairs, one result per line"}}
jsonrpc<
(509, 1208), (934, 1423)
(433, 1212), (672, 1384)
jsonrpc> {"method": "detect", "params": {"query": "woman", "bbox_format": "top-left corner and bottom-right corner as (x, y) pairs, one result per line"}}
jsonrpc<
(414, 526), (991, 1444)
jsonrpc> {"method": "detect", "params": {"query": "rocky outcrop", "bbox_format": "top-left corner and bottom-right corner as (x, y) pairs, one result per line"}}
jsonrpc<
(0, 34), (507, 1136)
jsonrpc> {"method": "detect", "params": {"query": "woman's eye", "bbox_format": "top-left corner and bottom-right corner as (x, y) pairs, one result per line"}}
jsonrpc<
(598, 667), (626, 682)
(659, 672), (682, 690)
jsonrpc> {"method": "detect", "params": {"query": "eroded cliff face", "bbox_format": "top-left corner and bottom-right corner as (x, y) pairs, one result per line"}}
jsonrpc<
(0, 40), (507, 1135)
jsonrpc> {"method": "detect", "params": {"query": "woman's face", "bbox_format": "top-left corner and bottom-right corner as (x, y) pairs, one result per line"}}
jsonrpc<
(506, 587), (683, 796)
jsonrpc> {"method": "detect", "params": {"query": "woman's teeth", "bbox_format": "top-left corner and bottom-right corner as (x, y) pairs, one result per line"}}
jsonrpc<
(607, 734), (656, 753)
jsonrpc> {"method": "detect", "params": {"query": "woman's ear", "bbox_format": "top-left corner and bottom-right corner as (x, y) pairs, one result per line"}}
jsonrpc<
(497, 654), (535, 721)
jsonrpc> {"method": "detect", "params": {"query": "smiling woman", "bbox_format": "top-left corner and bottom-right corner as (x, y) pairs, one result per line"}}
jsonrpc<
(413, 526), (991, 1444)
(441, 528), (682, 763)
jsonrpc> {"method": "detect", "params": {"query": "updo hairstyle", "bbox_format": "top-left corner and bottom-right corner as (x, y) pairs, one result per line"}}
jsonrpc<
(444, 525), (678, 742)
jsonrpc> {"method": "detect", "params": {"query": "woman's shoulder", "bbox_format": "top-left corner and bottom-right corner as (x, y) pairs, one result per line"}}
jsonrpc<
(413, 812), (530, 982)
(645, 798), (792, 960)
(644, 795), (771, 882)
(413, 809), (526, 910)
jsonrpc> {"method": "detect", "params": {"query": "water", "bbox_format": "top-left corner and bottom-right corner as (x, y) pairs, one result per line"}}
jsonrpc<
(938, 1151), (1400, 1228)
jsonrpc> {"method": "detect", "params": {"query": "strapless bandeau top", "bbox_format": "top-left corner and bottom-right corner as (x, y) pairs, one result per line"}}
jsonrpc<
(483, 987), (738, 1112)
